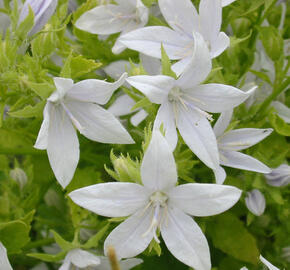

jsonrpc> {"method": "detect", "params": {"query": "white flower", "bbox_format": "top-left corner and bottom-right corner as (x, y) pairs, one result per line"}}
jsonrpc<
(259, 255), (280, 270)
(59, 249), (100, 270)
(245, 189), (266, 216)
(271, 101), (290, 123)
(34, 73), (134, 188)
(69, 130), (242, 270)
(213, 110), (272, 184)
(0, 242), (13, 270)
(126, 33), (255, 171)
(119, 0), (231, 75)
(75, 0), (149, 54)
(95, 256), (143, 270)
(19, 0), (58, 35)
(265, 164), (290, 187)
(105, 55), (161, 126)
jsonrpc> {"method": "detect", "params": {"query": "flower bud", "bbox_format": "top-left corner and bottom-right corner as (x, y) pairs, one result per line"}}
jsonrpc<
(245, 189), (266, 216)
(265, 164), (290, 187)
(19, 0), (58, 35)
(9, 167), (28, 189)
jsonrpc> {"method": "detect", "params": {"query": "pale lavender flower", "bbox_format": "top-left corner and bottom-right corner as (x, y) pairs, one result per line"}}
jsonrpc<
(265, 164), (290, 187)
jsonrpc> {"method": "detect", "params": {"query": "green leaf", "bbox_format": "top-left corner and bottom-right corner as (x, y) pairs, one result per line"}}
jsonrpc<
(16, 6), (34, 41)
(27, 251), (66, 262)
(8, 101), (45, 118)
(83, 224), (109, 249)
(161, 44), (176, 78)
(131, 97), (151, 111)
(269, 113), (290, 136)
(70, 55), (102, 79)
(249, 69), (272, 85)
(51, 230), (75, 251)
(207, 213), (259, 265)
(24, 81), (55, 99)
(0, 220), (30, 253)
(258, 26), (284, 61)
(230, 30), (252, 47)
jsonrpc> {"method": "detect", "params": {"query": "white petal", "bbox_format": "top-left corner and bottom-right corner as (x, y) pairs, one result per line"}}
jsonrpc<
(104, 61), (131, 81)
(140, 53), (161, 75)
(218, 128), (273, 151)
(158, 0), (198, 35)
(47, 105), (79, 188)
(34, 102), (52, 150)
(69, 182), (149, 217)
(104, 208), (154, 259)
(59, 260), (71, 270)
(245, 189), (266, 216)
(177, 32), (212, 85)
(66, 249), (100, 268)
(48, 77), (74, 103)
(171, 57), (192, 77)
(0, 242), (13, 270)
(130, 110), (148, 126)
(118, 26), (192, 59)
(168, 183), (241, 216)
(272, 101), (290, 123)
(153, 101), (178, 150)
(222, 0), (237, 7)
(185, 84), (256, 113)
(141, 130), (177, 191)
(199, 0), (222, 44)
(177, 105), (220, 170)
(96, 257), (143, 270)
(265, 164), (290, 187)
(240, 268), (249, 270)
(66, 73), (127, 105)
(260, 255), (280, 270)
(112, 39), (127, 54)
(126, 75), (174, 104)
(213, 110), (233, 138)
(75, 5), (135, 35)
(213, 166), (227, 184)
(210, 32), (230, 58)
(65, 101), (134, 144)
(108, 95), (136, 116)
(161, 207), (211, 270)
(220, 150), (271, 173)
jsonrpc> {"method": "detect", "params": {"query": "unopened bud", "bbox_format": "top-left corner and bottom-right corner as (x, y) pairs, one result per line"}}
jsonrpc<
(10, 168), (27, 189)
(245, 189), (266, 216)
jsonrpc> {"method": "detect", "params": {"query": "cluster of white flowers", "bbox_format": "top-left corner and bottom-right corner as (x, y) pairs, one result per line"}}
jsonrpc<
(1, 0), (288, 269)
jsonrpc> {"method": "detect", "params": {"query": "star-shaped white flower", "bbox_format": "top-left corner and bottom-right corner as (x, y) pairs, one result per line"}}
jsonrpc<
(119, 0), (232, 75)
(126, 33), (255, 171)
(34, 73), (134, 188)
(245, 189), (266, 216)
(59, 249), (100, 270)
(265, 164), (290, 187)
(0, 242), (12, 270)
(75, 0), (149, 54)
(213, 110), (272, 184)
(69, 130), (242, 270)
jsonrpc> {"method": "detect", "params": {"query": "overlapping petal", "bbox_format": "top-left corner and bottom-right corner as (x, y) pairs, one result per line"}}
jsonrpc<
(141, 130), (177, 191)
(104, 208), (154, 259)
(218, 128), (273, 151)
(210, 32), (230, 58)
(213, 166), (227, 184)
(168, 183), (242, 216)
(66, 73), (127, 105)
(220, 150), (271, 173)
(69, 183), (149, 217)
(161, 207), (211, 270)
(65, 101), (134, 144)
(66, 249), (100, 268)
(177, 105), (219, 170)
(46, 105), (79, 188)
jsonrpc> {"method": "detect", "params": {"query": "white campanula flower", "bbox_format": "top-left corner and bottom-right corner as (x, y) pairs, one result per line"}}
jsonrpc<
(75, 0), (149, 54)
(19, 0), (58, 35)
(69, 130), (242, 270)
(126, 33), (255, 171)
(213, 110), (272, 184)
(59, 249), (100, 270)
(245, 189), (266, 216)
(0, 242), (12, 270)
(265, 164), (290, 187)
(105, 54), (161, 126)
(119, 0), (232, 75)
(34, 73), (134, 188)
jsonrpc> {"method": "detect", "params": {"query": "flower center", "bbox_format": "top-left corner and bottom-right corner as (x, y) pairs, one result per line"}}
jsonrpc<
(142, 191), (168, 243)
